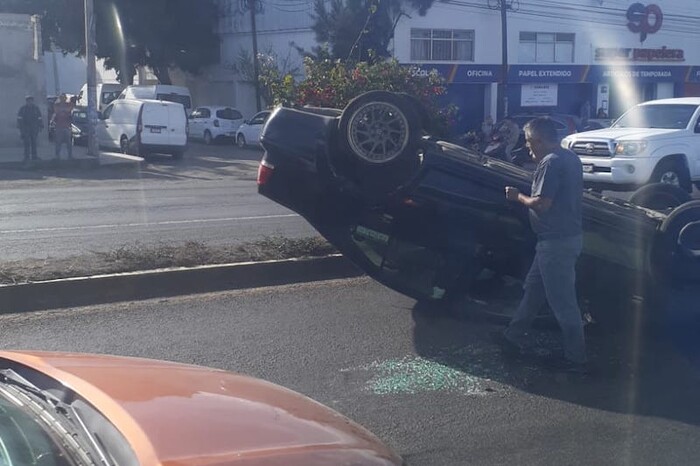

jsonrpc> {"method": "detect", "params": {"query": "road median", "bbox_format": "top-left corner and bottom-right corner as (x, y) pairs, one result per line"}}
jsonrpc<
(0, 255), (362, 314)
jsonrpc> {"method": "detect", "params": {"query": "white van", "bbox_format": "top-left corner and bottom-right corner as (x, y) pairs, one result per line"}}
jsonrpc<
(118, 85), (192, 113)
(97, 99), (188, 159)
(78, 83), (125, 112)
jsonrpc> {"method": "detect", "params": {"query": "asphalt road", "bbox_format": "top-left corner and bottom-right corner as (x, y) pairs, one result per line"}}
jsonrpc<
(1, 278), (698, 465)
(0, 143), (316, 260)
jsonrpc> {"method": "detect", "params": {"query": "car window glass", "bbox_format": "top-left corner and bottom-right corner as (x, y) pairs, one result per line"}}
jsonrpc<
(156, 93), (192, 110)
(613, 104), (698, 129)
(216, 108), (243, 120)
(0, 395), (74, 466)
(200, 108), (211, 119)
(102, 91), (120, 106)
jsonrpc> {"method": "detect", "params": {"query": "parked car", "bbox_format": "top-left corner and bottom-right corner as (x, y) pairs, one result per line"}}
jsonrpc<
(118, 84), (193, 113)
(97, 99), (188, 159)
(188, 106), (244, 144)
(562, 98), (700, 192)
(258, 91), (700, 323)
(236, 111), (271, 148)
(0, 351), (402, 466)
(78, 82), (125, 112)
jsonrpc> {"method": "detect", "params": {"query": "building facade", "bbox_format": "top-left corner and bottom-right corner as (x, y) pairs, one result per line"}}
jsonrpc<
(393, 0), (700, 132)
(0, 14), (46, 146)
(217, 0), (700, 128)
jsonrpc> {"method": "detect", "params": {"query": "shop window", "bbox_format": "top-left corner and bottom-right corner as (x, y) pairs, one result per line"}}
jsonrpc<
(519, 32), (574, 63)
(410, 29), (474, 61)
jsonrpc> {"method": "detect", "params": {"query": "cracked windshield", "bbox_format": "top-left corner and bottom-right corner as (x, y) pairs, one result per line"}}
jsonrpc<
(1, 0), (700, 465)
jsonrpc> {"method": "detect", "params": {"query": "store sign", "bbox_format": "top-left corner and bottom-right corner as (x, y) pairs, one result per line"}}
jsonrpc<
(595, 46), (684, 62)
(509, 65), (586, 83)
(626, 3), (663, 43)
(521, 84), (558, 107)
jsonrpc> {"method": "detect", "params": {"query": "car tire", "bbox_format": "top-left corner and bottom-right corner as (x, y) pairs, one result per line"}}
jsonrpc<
(204, 130), (213, 145)
(657, 200), (700, 283)
(337, 91), (422, 198)
(237, 134), (246, 148)
(629, 183), (691, 211)
(651, 158), (692, 192)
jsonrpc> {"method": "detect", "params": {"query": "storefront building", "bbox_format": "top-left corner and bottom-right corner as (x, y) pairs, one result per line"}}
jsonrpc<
(393, 0), (700, 133)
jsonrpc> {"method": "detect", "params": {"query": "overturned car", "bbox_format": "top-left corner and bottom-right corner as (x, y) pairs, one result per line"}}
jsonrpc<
(258, 91), (700, 321)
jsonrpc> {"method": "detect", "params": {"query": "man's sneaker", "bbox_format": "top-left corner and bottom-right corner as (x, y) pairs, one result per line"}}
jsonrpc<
(490, 330), (525, 357)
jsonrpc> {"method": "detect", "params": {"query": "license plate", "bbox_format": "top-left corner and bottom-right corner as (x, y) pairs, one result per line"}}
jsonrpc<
(150, 128), (161, 134)
(582, 164), (594, 173)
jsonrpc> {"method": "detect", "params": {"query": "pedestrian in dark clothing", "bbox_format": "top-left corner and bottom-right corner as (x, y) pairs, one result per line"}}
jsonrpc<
(51, 93), (74, 160)
(17, 96), (43, 163)
(501, 117), (587, 373)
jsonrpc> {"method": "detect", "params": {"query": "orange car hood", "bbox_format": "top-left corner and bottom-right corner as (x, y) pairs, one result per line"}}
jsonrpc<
(0, 351), (400, 466)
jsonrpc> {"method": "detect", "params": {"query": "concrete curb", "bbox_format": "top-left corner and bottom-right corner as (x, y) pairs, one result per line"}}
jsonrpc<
(0, 255), (363, 314)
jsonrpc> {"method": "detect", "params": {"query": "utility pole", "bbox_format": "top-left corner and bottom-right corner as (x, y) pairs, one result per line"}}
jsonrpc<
(250, 0), (262, 112)
(84, 0), (99, 158)
(500, 0), (509, 118)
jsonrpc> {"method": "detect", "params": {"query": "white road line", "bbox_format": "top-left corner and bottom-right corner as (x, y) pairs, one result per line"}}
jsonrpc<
(0, 214), (300, 234)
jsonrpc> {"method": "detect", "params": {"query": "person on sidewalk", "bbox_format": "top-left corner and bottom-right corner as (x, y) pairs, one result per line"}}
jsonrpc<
(17, 96), (44, 164)
(501, 117), (587, 373)
(51, 93), (74, 160)
(497, 117), (521, 163)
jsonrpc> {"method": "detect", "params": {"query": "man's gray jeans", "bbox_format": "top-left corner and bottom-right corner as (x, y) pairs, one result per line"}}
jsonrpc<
(505, 235), (586, 364)
(55, 127), (73, 158)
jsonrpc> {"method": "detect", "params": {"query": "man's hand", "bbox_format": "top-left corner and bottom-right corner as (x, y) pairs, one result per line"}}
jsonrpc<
(505, 186), (520, 202)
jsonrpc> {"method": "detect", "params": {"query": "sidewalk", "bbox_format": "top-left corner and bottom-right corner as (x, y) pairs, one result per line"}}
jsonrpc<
(0, 140), (142, 170)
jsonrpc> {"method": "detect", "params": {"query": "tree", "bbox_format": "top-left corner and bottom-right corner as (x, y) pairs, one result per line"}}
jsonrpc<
(305, 0), (433, 62)
(236, 48), (300, 107)
(0, 0), (220, 84)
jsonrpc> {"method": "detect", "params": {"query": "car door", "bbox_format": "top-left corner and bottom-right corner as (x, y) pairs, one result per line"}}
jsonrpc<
(216, 108), (243, 138)
(189, 108), (203, 139)
(247, 111), (270, 145)
(167, 103), (187, 147)
(199, 107), (212, 137)
(97, 104), (115, 149)
(140, 102), (170, 147)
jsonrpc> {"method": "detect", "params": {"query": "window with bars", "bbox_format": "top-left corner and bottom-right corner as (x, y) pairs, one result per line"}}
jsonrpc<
(410, 29), (475, 61)
(519, 32), (575, 63)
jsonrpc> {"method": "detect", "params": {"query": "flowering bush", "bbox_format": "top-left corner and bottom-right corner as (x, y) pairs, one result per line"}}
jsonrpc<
(267, 57), (457, 136)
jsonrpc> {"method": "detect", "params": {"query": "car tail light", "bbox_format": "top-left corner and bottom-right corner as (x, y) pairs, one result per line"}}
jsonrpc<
(257, 159), (275, 186)
(214, 119), (220, 128)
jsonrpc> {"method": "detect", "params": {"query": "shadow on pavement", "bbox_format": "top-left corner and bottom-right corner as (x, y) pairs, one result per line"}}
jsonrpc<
(411, 283), (700, 428)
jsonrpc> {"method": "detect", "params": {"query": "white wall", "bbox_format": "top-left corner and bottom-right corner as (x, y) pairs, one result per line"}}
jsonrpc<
(393, 0), (700, 65)
(0, 14), (46, 147)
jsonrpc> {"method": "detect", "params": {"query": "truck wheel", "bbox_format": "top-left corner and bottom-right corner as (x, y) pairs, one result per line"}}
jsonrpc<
(337, 91), (422, 198)
(629, 183), (691, 211)
(651, 159), (692, 192)
(657, 200), (700, 282)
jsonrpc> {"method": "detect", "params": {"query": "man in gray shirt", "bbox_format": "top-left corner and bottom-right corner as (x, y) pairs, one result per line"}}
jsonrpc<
(502, 117), (586, 372)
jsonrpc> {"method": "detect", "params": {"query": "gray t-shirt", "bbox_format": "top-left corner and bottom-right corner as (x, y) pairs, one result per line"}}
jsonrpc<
(529, 147), (583, 240)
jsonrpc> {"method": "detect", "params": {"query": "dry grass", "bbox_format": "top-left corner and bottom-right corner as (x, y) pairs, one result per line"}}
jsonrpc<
(0, 237), (337, 285)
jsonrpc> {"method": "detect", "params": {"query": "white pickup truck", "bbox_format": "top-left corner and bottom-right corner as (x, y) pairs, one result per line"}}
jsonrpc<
(561, 98), (700, 192)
